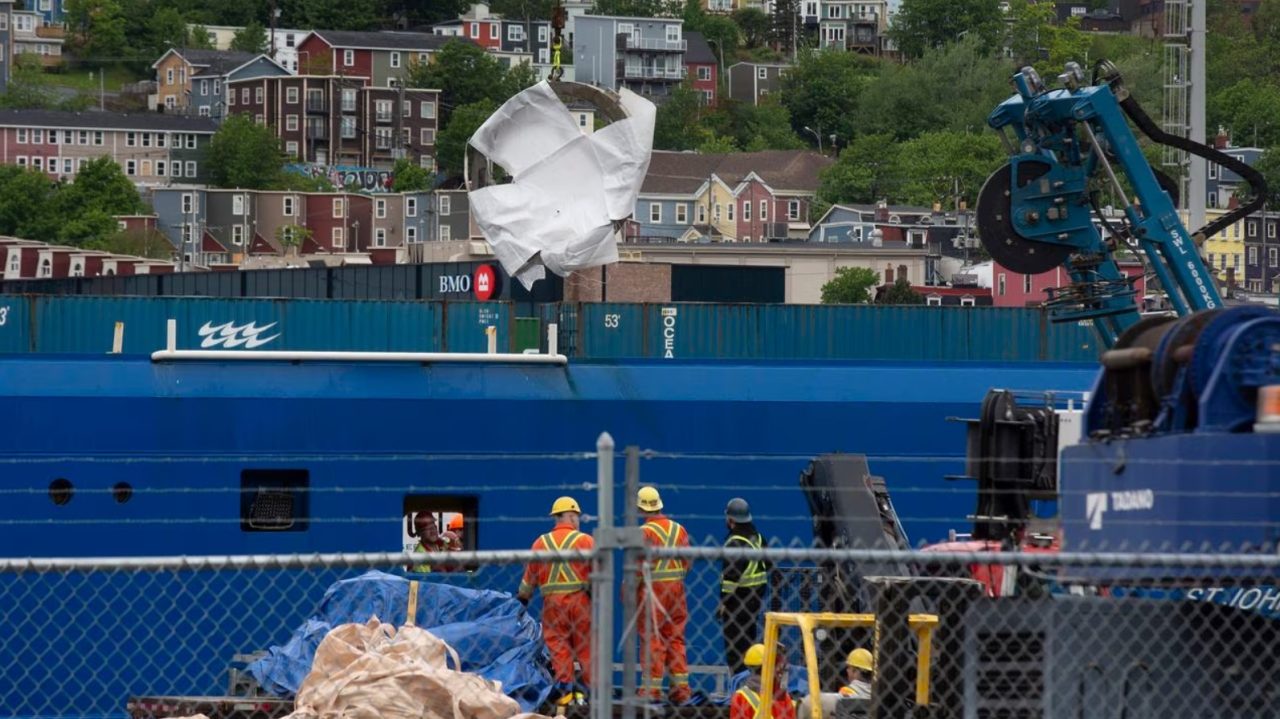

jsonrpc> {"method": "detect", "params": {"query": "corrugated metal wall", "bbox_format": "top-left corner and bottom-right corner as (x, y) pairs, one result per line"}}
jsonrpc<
(0, 296), (1101, 362)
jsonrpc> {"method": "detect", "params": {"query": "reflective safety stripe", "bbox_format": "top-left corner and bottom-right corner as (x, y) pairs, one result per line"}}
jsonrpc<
(539, 530), (589, 595)
(736, 688), (761, 716)
(644, 519), (686, 582)
(722, 534), (767, 592)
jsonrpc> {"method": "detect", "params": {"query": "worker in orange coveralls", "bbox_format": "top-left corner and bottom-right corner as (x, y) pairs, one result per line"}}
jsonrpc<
(730, 644), (796, 719)
(517, 496), (595, 706)
(636, 485), (693, 704)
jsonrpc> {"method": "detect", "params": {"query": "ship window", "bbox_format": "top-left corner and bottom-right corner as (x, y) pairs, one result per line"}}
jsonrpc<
(112, 482), (133, 504)
(49, 478), (73, 506)
(240, 469), (310, 532)
(403, 495), (479, 552)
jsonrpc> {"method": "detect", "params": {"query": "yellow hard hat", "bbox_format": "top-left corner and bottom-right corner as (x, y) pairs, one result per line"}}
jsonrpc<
(744, 644), (765, 668)
(846, 648), (874, 673)
(637, 486), (663, 511)
(549, 496), (581, 515)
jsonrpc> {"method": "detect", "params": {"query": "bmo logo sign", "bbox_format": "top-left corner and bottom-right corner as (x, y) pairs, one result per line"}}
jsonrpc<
(437, 264), (500, 301)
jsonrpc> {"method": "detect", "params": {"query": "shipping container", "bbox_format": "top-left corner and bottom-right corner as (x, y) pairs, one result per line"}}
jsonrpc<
(0, 296), (30, 353)
(441, 301), (510, 353)
(28, 297), (443, 355)
(572, 303), (1099, 362)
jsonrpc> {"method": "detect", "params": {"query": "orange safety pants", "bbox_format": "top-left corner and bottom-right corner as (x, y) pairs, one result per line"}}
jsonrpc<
(542, 591), (592, 686)
(637, 580), (689, 696)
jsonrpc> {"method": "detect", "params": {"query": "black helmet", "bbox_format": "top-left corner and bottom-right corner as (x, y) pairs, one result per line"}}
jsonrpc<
(725, 497), (752, 523)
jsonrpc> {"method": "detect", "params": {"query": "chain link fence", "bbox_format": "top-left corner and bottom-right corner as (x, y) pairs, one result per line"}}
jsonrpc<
(2, 441), (1278, 719)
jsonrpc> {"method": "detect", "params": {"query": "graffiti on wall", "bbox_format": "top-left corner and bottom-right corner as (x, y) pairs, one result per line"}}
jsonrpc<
(286, 164), (394, 193)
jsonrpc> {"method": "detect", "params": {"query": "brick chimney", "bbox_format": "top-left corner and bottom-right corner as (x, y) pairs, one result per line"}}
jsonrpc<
(874, 200), (889, 223)
(1215, 125), (1230, 150)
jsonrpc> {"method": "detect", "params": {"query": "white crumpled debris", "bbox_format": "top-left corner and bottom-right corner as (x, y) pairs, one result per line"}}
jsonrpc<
(468, 81), (656, 289)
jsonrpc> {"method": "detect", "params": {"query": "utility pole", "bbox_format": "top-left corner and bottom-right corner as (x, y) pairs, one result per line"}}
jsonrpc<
(269, 0), (279, 58)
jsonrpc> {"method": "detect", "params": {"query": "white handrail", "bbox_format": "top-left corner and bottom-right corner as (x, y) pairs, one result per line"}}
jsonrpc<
(151, 350), (568, 364)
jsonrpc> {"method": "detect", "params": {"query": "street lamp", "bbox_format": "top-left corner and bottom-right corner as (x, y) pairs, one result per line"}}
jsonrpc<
(803, 125), (823, 153)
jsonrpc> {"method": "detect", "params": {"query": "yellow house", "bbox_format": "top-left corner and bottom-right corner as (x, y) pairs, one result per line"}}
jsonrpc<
(1185, 208), (1245, 284)
(686, 175), (738, 241)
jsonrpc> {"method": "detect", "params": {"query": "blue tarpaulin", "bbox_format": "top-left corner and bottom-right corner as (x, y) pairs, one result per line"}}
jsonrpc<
(247, 571), (553, 711)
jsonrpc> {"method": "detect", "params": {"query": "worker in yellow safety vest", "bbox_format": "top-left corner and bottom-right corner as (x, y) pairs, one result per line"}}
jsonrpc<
(730, 644), (796, 719)
(719, 497), (769, 675)
(408, 512), (462, 573)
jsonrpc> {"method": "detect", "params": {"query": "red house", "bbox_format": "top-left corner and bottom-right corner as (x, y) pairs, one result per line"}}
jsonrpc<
(297, 31), (459, 87)
(683, 31), (718, 105)
(991, 261), (1147, 308)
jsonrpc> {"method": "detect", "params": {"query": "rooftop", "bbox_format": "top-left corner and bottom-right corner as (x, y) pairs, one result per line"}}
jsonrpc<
(683, 31), (717, 64)
(310, 30), (462, 51)
(0, 109), (219, 133)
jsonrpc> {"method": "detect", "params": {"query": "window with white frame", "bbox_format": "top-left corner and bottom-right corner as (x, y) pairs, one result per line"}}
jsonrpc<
(926, 295), (942, 306)
(440, 195), (451, 216)
(420, 128), (435, 145)
(341, 116), (356, 138)
(375, 128), (392, 149)
(344, 49), (355, 66)
(16, 128), (26, 144)
(376, 199), (387, 218)
(489, 24), (498, 39)
(255, 114), (264, 125)
(391, 51), (401, 68)
(255, 87), (264, 104)
(407, 226), (417, 243)
(285, 141), (299, 157)
(1271, 247), (1279, 268)
(232, 194), (245, 215)
(402, 99), (412, 118)
(998, 273), (1006, 296)
(1271, 222), (1278, 239)
(229, 91), (236, 106)
(125, 132), (135, 147)
(406, 197), (417, 217)
(287, 86), (299, 104)
(332, 226), (345, 248)
(401, 127), (411, 146)
(439, 224), (451, 241)
(286, 114), (299, 131)
(141, 132), (151, 148)
(78, 131), (88, 145)
(154, 160), (165, 176)
(94, 131), (103, 145)
(743, 201), (751, 220)
(200, 79), (209, 96)
(665, 24), (680, 42)
(1248, 220), (1258, 236)
(125, 159), (135, 175)
(676, 203), (687, 224)
(186, 134), (197, 149)
(697, 204), (706, 223)
(333, 198), (345, 218)
(760, 200), (768, 220)
(960, 296), (976, 307)
(15, 156), (25, 167)
(697, 66), (711, 81)
(1023, 273), (1033, 293)
(539, 25), (548, 42)
(650, 203), (662, 224)
(507, 25), (523, 41)
(342, 89), (357, 112)
(714, 203), (721, 221)
(374, 227), (387, 246)
(421, 100), (436, 119)
(186, 161), (196, 176)
(181, 193), (193, 213)
(283, 196), (295, 216)
(788, 200), (800, 220)
(1248, 245), (1258, 265)
(470, 22), (479, 37)
(376, 99), (393, 122)
(232, 225), (244, 245)
(166, 69), (174, 85)
(727, 202), (735, 222)
(214, 80), (221, 95)
(172, 162), (182, 178)
(63, 130), (74, 144)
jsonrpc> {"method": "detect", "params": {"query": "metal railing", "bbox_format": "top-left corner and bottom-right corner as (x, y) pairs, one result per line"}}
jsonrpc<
(622, 65), (684, 80)
(624, 36), (688, 51)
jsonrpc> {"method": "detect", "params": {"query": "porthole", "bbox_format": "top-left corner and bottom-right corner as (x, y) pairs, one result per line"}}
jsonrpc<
(112, 482), (133, 504)
(49, 478), (73, 506)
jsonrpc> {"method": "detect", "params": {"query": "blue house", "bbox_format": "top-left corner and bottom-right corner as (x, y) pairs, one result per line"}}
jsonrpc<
(1207, 142), (1263, 210)
(28, 0), (63, 25)
(189, 54), (292, 121)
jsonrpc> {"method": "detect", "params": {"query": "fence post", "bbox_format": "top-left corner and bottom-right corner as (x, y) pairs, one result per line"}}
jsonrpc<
(593, 432), (616, 719)
(621, 446), (641, 719)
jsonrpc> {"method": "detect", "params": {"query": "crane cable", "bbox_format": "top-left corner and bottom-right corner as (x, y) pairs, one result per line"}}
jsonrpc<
(550, 2), (567, 81)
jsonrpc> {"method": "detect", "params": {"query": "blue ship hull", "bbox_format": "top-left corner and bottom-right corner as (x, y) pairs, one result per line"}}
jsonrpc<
(0, 355), (1096, 718)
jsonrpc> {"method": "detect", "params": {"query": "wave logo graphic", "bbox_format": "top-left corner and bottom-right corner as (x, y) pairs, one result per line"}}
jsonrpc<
(197, 320), (281, 349)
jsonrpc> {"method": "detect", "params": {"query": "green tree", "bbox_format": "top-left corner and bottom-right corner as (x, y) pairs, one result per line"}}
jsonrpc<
(721, 99), (805, 151)
(779, 49), (878, 147)
(1208, 79), (1280, 149)
(683, 2), (740, 68)
(853, 37), (1014, 140)
(878, 277), (925, 304)
(1251, 147), (1280, 207)
(697, 132), (739, 153)
(821, 266), (879, 304)
(58, 156), (146, 217)
(282, 0), (381, 30)
(275, 224), (313, 251)
(230, 22), (268, 54)
(58, 208), (123, 246)
(207, 114), (286, 189)
(277, 170), (336, 191)
(732, 8), (772, 48)
(489, 0), (557, 18)
(0, 55), (60, 109)
(894, 130), (1004, 207)
(406, 41), (518, 124)
(0, 166), (59, 242)
(772, 0), (800, 54)
(814, 133), (901, 210)
(437, 100), (497, 178)
(391, 157), (434, 192)
(653, 82), (706, 151)
(888, 0), (1004, 59)
(65, 0), (129, 60)
(146, 7), (191, 58)
(188, 25), (216, 50)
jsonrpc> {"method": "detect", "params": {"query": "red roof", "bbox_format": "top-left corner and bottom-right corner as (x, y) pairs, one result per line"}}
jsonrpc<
(201, 231), (227, 253)
(249, 233), (275, 255)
